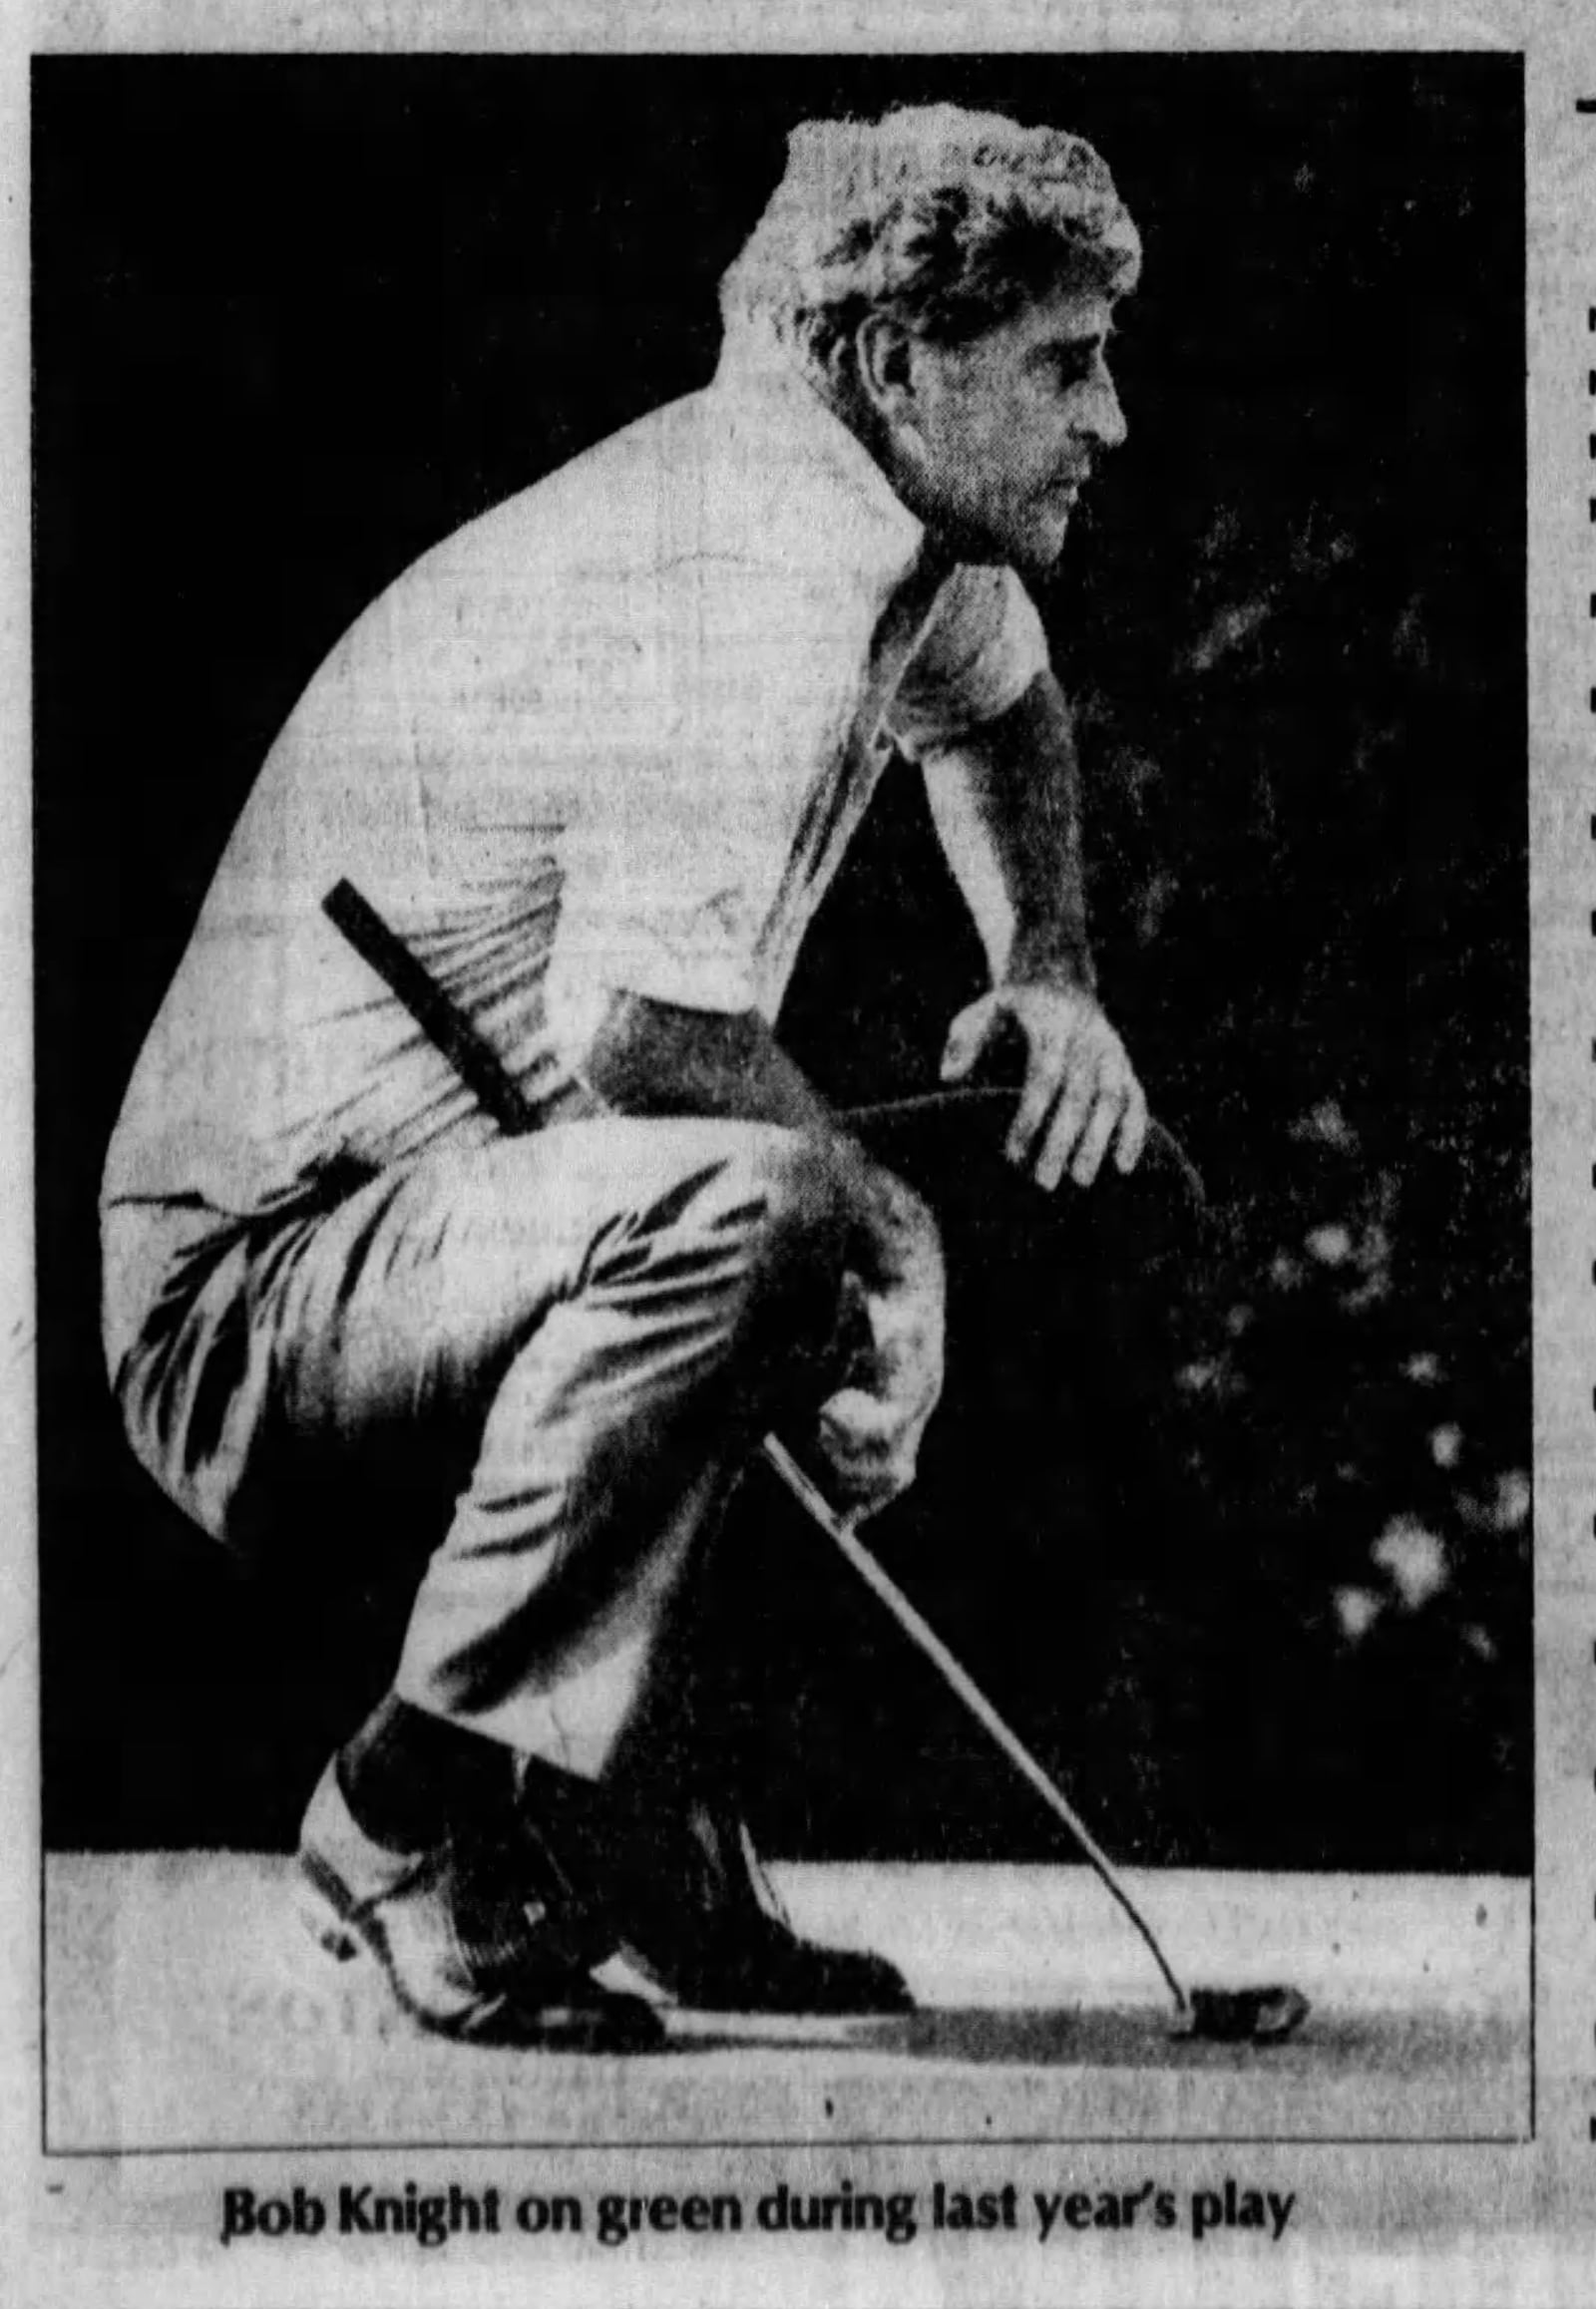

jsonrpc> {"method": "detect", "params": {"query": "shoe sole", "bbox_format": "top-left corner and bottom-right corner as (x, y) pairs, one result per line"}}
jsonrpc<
(664, 2006), (897, 2046)
(295, 1849), (371, 1964)
(295, 1851), (666, 2052)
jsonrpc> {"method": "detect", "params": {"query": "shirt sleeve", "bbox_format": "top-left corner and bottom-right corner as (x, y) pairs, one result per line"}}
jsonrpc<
(544, 560), (855, 1031)
(886, 565), (1049, 759)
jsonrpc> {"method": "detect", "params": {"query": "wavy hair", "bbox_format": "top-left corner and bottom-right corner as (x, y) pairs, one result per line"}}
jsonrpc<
(719, 105), (1140, 393)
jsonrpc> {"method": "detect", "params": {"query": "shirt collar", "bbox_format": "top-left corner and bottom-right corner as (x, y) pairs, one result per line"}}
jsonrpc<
(708, 336), (927, 605)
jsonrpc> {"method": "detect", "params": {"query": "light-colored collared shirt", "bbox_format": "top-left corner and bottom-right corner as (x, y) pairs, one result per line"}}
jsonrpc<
(102, 350), (1049, 1226)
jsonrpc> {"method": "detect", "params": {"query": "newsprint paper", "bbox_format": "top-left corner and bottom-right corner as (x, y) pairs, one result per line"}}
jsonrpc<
(6, 0), (1596, 2301)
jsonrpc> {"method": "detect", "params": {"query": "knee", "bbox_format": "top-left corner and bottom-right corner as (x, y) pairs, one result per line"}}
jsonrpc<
(748, 1127), (848, 1242)
(711, 1130), (848, 1388)
(705, 1126), (850, 1351)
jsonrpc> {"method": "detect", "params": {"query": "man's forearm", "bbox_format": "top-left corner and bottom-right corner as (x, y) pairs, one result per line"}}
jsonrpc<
(920, 668), (1096, 993)
(584, 992), (836, 1136)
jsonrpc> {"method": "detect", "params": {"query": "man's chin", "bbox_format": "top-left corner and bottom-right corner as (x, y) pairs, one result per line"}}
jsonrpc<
(930, 506), (1071, 578)
(1009, 519), (1072, 583)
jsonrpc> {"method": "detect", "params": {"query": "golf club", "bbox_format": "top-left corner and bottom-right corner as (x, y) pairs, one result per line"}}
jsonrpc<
(321, 876), (1310, 2045)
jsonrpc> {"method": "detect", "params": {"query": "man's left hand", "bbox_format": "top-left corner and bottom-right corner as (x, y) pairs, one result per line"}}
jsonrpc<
(940, 980), (1148, 1191)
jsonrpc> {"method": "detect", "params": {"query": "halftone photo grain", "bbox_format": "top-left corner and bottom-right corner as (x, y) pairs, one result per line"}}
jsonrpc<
(24, 28), (1559, 2290)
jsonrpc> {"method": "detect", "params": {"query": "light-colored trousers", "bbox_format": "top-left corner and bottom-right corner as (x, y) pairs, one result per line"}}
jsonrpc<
(103, 1120), (852, 1774)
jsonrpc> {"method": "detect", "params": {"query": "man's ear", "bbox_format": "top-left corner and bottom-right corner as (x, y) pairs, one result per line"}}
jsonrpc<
(853, 312), (921, 426)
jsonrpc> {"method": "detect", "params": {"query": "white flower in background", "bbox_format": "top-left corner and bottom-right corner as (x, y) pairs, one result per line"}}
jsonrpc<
(1360, 1221), (1392, 1273)
(1372, 1517), (1448, 1611)
(1335, 1586), (1384, 1642)
(1270, 1253), (1305, 1291)
(1305, 1223), (1354, 1267)
(1339, 1220), (1394, 1312)
(1456, 1473), (1531, 1539)
(1402, 1351), (1442, 1384)
(1135, 868), (1179, 944)
(1185, 591), (1273, 672)
(1225, 1304), (1254, 1337)
(1341, 1271), (1392, 1313)
(1428, 1424), (1463, 1470)
(1492, 1470), (1530, 1532)
(1291, 1098), (1359, 1151)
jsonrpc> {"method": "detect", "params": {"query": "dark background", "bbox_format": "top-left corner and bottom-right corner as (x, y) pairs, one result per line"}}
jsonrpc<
(34, 53), (1529, 1870)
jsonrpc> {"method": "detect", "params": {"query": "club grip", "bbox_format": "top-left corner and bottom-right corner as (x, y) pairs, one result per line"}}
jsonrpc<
(322, 879), (536, 1135)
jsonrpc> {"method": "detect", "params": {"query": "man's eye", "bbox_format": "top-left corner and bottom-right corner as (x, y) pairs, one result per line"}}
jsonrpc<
(1052, 352), (1098, 388)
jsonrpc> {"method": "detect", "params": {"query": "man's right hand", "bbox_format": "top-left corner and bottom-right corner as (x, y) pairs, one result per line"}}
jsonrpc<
(582, 993), (946, 1514)
(815, 1167), (946, 1519)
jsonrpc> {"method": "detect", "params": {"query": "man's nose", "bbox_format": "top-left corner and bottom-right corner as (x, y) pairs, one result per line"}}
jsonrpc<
(1082, 369), (1128, 452)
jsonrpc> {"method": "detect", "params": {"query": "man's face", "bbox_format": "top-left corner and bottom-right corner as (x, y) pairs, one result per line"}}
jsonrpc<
(900, 287), (1127, 576)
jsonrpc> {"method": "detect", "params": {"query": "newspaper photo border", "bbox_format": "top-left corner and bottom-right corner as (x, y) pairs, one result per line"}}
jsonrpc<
(2, 0), (1593, 2300)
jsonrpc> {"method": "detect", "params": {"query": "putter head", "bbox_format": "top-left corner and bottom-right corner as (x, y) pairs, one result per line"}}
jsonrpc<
(1178, 1985), (1311, 2045)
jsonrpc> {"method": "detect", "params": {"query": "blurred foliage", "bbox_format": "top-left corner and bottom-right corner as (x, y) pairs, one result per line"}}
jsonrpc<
(1050, 436), (1529, 1868)
(783, 288), (1529, 1867)
(1137, 1092), (1530, 1870)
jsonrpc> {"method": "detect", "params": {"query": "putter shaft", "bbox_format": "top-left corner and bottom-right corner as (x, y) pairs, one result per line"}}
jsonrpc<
(761, 1437), (1189, 2013)
(322, 879), (1192, 2012)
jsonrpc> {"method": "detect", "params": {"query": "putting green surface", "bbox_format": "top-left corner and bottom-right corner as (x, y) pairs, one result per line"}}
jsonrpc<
(43, 1855), (1527, 2150)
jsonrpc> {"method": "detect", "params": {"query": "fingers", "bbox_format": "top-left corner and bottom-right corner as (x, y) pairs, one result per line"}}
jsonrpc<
(1034, 1053), (1098, 1189)
(819, 1387), (901, 1455)
(1016, 1024), (1145, 1191)
(1113, 1074), (1149, 1173)
(940, 992), (1002, 1083)
(962, 985), (1145, 1190)
(816, 1269), (945, 1517)
(1063, 1088), (1120, 1191)
(817, 1385), (926, 1517)
(1006, 1038), (1066, 1163)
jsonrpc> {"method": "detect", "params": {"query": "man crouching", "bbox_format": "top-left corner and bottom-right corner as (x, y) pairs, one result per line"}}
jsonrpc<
(101, 104), (1145, 2048)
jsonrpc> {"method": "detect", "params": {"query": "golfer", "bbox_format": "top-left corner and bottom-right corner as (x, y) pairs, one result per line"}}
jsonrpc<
(101, 104), (1147, 2049)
